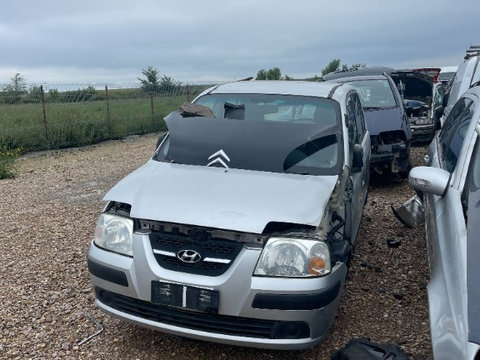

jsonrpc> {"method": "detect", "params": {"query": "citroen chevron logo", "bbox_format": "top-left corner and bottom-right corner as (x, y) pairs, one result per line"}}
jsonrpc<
(207, 149), (230, 169)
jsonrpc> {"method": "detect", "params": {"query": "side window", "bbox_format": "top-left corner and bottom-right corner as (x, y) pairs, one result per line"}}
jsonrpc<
(354, 95), (366, 141)
(469, 139), (480, 189)
(462, 138), (480, 219)
(438, 97), (475, 172)
(346, 93), (359, 148)
(434, 85), (444, 107)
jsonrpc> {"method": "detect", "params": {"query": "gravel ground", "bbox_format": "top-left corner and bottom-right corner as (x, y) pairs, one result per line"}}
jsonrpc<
(0, 134), (432, 360)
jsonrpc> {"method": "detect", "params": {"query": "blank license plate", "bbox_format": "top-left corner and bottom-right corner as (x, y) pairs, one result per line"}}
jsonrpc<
(151, 281), (219, 314)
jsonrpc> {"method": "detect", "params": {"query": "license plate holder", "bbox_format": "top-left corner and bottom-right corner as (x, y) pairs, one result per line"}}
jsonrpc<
(151, 281), (219, 314)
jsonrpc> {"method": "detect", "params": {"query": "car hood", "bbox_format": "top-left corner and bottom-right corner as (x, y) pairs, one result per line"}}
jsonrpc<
(390, 71), (433, 104)
(364, 107), (408, 136)
(104, 160), (338, 234)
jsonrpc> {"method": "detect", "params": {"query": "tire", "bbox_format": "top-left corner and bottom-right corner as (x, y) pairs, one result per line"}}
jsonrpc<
(398, 161), (411, 179)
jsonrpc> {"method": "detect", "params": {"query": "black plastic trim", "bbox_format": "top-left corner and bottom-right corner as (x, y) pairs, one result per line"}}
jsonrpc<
(252, 281), (341, 310)
(95, 288), (310, 339)
(87, 258), (128, 287)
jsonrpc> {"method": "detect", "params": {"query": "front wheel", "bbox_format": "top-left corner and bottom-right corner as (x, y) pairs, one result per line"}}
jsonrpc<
(398, 162), (411, 179)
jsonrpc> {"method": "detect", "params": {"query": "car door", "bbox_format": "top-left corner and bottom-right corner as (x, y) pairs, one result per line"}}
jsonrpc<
(464, 137), (480, 356)
(346, 92), (370, 242)
(424, 95), (477, 359)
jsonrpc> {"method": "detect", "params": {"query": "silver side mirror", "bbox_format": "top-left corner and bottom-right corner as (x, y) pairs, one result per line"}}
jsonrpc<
(408, 166), (451, 197)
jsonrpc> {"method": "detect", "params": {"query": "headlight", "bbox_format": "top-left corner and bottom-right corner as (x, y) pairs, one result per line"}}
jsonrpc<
(94, 213), (134, 256)
(254, 238), (331, 277)
(414, 118), (433, 125)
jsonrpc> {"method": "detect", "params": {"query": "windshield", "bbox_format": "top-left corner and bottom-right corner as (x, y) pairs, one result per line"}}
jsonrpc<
(154, 94), (343, 176)
(438, 71), (456, 82)
(345, 79), (397, 109)
(195, 93), (340, 125)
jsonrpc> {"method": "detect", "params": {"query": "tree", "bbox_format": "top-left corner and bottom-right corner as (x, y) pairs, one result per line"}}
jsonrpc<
(25, 85), (43, 103)
(138, 67), (180, 94)
(3, 73), (27, 104)
(340, 63), (365, 72)
(320, 59), (341, 77)
(256, 69), (268, 80)
(320, 59), (366, 78)
(159, 75), (180, 93)
(48, 89), (60, 102)
(267, 67), (282, 80)
(256, 67), (283, 80)
(138, 66), (160, 92)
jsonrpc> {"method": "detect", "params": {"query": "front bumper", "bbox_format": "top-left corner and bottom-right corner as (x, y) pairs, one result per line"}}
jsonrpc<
(410, 123), (435, 143)
(370, 142), (409, 174)
(87, 231), (347, 350)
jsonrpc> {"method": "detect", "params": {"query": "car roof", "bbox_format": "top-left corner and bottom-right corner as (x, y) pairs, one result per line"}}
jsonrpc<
(322, 67), (393, 81)
(324, 74), (390, 83)
(440, 66), (458, 73)
(203, 80), (345, 98)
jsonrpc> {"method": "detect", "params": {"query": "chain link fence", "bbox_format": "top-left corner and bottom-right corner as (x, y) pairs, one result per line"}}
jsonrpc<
(0, 82), (213, 152)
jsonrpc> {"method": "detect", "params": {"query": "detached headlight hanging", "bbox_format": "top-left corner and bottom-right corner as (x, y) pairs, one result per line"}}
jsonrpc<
(94, 213), (134, 257)
(254, 238), (331, 277)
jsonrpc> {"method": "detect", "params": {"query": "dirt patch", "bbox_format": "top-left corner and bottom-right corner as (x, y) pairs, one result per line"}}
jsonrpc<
(0, 135), (431, 359)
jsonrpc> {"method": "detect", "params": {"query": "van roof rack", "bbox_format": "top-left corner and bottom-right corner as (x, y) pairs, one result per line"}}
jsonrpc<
(465, 45), (480, 59)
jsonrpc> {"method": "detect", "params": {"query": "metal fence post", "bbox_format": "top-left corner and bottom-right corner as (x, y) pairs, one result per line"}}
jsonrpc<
(150, 92), (155, 130)
(40, 85), (49, 144)
(105, 85), (111, 138)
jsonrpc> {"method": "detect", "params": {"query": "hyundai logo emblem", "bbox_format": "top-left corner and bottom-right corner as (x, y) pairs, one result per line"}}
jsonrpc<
(177, 250), (202, 264)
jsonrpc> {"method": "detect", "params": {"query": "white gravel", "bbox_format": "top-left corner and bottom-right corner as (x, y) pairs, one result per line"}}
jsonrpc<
(0, 134), (432, 359)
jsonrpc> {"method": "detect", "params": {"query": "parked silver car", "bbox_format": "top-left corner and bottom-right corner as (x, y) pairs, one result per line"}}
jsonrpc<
(438, 66), (458, 87)
(87, 80), (370, 350)
(409, 84), (480, 359)
(324, 71), (412, 176)
(441, 45), (480, 127)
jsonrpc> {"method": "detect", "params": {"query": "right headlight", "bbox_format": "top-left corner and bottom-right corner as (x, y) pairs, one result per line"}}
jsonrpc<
(94, 213), (133, 257)
(254, 237), (331, 277)
(414, 117), (433, 125)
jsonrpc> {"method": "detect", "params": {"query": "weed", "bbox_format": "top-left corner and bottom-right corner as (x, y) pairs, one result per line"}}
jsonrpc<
(0, 145), (21, 179)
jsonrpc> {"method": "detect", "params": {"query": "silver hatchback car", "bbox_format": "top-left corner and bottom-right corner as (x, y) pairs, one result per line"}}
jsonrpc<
(441, 46), (480, 127)
(409, 84), (480, 359)
(87, 81), (370, 350)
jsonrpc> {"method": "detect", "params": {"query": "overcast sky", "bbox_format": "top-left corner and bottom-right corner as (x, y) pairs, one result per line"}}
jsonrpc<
(1, 0), (479, 85)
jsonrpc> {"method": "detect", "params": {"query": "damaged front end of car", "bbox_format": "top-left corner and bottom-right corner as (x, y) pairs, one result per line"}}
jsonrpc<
(87, 89), (366, 350)
(391, 71), (441, 143)
(404, 99), (437, 142)
(370, 130), (410, 176)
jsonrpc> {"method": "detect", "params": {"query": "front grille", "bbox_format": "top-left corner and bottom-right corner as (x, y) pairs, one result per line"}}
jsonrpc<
(371, 131), (407, 154)
(371, 131), (406, 145)
(96, 288), (310, 339)
(149, 229), (243, 276)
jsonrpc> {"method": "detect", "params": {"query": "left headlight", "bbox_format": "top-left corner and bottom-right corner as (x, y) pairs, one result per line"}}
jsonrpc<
(254, 237), (331, 277)
(94, 213), (134, 257)
(414, 118), (433, 125)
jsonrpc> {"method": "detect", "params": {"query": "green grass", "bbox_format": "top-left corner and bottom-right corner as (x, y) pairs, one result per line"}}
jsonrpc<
(0, 145), (21, 179)
(0, 95), (189, 151)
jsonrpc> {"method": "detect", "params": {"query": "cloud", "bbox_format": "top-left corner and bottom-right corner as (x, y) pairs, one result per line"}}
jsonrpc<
(0, 0), (479, 83)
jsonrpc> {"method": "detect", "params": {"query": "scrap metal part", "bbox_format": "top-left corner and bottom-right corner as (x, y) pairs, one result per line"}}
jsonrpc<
(391, 195), (425, 228)
(77, 311), (104, 346)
